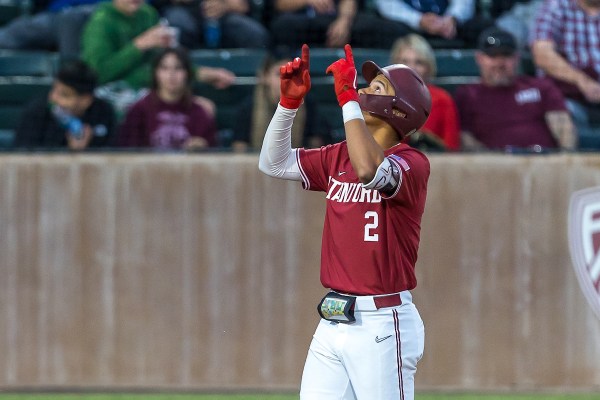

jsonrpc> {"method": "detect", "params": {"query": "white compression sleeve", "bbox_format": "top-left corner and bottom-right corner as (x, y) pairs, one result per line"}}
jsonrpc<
(258, 104), (302, 181)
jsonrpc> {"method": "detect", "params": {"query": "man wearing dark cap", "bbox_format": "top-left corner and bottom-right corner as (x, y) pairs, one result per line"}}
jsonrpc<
(14, 60), (116, 150)
(454, 27), (576, 151)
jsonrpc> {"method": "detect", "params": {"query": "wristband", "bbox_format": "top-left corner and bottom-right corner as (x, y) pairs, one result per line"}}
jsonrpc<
(342, 101), (364, 124)
(280, 96), (302, 110)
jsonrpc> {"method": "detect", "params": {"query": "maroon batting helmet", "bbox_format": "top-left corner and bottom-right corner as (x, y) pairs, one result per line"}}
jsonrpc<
(359, 62), (431, 139)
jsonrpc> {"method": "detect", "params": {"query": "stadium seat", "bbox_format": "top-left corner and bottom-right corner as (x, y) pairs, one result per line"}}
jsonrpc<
(309, 77), (344, 141)
(435, 49), (479, 77)
(0, 0), (30, 27)
(189, 49), (264, 147)
(578, 135), (600, 150)
(0, 129), (13, 147)
(189, 48), (267, 77)
(194, 78), (257, 147)
(308, 47), (390, 77)
(0, 103), (21, 129)
(0, 76), (53, 147)
(431, 75), (480, 95)
(434, 48), (537, 78)
(0, 50), (59, 76)
(0, 75), (53, 102)
(248, 0), (265, 24)
(428, 38), (466, 49)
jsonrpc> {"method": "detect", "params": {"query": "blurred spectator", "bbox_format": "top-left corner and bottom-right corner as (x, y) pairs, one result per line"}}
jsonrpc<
(155, 0), (270, 49)
(390, 34), (460, 151)
(269, 0), (405, 50)
(231, 52), (332, 152)
(494, 0), (542, 50)
(118, 47), (217, 150)
(373, 0), (494, 48)
(530, 0), (600, 146)
(0, 0), (104, 59)
(455, 27), (575, 151)
(81, 0), (235, 115)
(14, 59), (116, 150)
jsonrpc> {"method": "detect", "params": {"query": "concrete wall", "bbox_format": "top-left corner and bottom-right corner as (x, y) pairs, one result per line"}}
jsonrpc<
(0, 153), (599, 391)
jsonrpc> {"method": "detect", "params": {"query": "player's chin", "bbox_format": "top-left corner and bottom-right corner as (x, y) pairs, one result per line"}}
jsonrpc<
(361, 109), (374, 121)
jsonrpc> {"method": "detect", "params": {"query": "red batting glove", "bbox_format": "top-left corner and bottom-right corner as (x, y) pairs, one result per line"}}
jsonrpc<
(325, 44), (359, 107)
(280, 44), (311, 109)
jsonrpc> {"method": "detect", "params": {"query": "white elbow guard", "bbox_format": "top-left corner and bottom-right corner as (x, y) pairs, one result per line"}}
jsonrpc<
(362, 157), (401, 192)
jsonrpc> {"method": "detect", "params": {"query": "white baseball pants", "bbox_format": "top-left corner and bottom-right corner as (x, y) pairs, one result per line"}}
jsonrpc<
(300, 291), (425, 400)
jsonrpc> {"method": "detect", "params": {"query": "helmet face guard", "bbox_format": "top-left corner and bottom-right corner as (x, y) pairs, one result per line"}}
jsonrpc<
(358, 61), (431, 139)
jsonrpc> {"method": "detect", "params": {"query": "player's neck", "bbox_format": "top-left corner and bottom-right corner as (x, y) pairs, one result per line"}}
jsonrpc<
(366, 119), (400, 149)
(372, 128), (400, 150)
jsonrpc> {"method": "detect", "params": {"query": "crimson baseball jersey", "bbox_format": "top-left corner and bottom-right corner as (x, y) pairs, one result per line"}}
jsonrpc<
(298, 141), (430, 295)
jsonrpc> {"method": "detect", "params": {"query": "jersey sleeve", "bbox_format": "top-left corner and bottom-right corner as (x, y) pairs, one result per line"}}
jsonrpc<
(382, 149), (430, 207)
(297, 145), (333, 192)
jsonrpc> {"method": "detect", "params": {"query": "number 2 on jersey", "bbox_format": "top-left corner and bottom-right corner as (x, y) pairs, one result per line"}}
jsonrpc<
(364, 211), (379, 242)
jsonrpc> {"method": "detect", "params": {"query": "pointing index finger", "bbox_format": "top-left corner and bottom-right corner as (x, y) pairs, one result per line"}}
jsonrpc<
(301, 44), (310, 71)
(344, 44), (354, 66)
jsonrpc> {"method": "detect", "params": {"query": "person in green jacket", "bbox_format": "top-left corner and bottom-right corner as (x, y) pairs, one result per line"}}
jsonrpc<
(81, 0), (235, 90)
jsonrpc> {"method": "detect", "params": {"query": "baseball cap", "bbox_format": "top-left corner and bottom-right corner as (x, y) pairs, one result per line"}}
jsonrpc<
(477, 27), (517, 56)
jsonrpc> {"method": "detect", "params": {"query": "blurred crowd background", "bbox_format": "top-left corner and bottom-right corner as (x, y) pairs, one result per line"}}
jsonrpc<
(0, 0), (597, 153)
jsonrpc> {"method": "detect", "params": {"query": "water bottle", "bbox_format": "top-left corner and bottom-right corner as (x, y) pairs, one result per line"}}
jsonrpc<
(204, 18), (221, 49)
(51, 104), (84, 139)
(65, 118), (83, 138)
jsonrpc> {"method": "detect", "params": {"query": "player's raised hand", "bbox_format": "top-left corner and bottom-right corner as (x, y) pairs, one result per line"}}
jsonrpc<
(326, 44), (359, 107)
(280, 44), (311, 109)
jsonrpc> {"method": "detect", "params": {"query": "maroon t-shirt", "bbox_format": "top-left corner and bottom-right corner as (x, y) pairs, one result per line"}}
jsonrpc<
(119, 91), (217, 149)
(298, 142), (430, 295)
(454, 76), (567, 149)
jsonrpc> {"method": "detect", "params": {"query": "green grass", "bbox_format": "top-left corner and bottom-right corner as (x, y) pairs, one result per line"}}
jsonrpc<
(0, 396), (291, 400)
(0, 394), (599, 400)
(418, 395), (600, 400)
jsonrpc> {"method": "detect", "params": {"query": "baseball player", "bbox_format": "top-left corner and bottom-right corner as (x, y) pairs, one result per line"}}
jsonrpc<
(258, 44), (431, 400)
